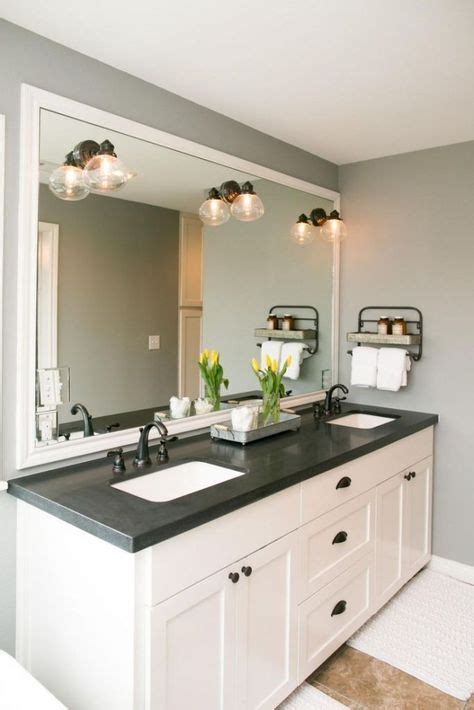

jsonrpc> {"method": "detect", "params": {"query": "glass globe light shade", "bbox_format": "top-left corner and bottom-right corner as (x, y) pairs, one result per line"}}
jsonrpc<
(230, 182), (264, 222)
(320, 212), (347, 242)
(199, 189), (230, 226)
(83, 153), (128, 192)
(49, 163), (89, 201)
(290, 215), (315, 245)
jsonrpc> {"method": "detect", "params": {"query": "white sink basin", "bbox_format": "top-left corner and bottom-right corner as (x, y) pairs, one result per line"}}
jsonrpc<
(328, 413), (395, 429)
(111, 461), (244, 502)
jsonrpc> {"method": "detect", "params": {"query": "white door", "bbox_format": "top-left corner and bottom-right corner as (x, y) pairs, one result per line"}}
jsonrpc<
(402, 456), (432, 578)
(148, 563), (238, 710)
(237, 533), (299, 710)
(374, 472), (405, 610)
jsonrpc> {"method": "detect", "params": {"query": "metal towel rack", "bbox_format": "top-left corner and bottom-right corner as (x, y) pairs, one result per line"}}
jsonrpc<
(255, 305), (319, 357)
(347, 306), (423, 361)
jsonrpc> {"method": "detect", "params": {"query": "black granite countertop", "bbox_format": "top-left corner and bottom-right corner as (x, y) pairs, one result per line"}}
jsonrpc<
(8, 403), (437, 553)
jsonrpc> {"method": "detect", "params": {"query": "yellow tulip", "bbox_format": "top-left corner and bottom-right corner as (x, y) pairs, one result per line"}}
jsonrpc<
(271, 358), (278, 373)
(211, 350), (219, 364)
(201, 348), (210, 362)
(285, 355), (292, 367)
(251, 358), (260, 373)
(265, 354), (272, 369)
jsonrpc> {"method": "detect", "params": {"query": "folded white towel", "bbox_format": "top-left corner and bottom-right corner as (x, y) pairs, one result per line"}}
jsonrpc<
(260, 340), (282, 370)
(377, 348), (410, 391)
(351, 346), (378, 387)
(281, 342), (305, 380)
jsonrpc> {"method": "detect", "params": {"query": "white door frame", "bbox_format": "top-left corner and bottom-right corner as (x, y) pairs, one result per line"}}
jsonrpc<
(17, 84), (341, 469)
(0, 115), (5, 488)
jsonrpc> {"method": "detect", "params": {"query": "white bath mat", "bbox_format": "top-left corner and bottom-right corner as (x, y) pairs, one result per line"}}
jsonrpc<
(278, 683), (347, 709)
(348, 569), (474, 700)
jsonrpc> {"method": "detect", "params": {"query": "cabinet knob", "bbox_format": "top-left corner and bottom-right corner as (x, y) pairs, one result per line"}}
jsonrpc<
(332, 531), (348, 545)
(404, 471), (416, 481)
(228, 572), (240, 584)
(410, 471), (416, 479)
(241, 566), (252, 577)
(336, 476), (352, 489)
(331, 600), (347, 616)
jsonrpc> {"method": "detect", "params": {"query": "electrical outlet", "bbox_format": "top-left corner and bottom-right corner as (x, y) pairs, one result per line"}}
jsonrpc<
(149, 335), (160, 350)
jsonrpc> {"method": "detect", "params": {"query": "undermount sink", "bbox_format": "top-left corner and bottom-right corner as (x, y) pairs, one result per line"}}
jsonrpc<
(111, 461), (244, 502)
(328, 413), (396, 429)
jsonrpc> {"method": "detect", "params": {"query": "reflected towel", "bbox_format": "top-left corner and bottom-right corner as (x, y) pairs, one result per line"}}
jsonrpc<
(260, 340), (283, 370)
(281, 342), (305, 380)
(350, 346), (378, 387)
(377, 348), (410, 391)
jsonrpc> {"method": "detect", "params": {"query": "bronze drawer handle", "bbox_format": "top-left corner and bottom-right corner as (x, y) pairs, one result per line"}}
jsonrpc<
(332, 531), (348, 544)
(336, 476), (352, 489)
(331, 600), (347, 616)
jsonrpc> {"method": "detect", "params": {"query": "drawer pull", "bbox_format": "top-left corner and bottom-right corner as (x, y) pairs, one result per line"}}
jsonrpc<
(331, 600), (347, 616)
(241, 566), (252, 577)
(228, 572), (240, 584)
(336, 476), (352, 490)
(404, 471), (417, 481)
(332, 530), (348, 544)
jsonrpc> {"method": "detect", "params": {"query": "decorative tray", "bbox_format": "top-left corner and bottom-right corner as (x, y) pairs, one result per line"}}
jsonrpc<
(210, 411), (301, 446)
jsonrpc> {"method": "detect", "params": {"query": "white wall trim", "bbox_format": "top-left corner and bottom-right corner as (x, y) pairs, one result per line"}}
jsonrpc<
(428, 555), (474, 585)
(0, 481), (8, 492)
(17, 84), (341, 470)
(0, 115), (4, 482)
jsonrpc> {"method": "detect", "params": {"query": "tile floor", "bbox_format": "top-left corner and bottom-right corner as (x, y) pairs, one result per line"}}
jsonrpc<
(307, 645), (473, 709)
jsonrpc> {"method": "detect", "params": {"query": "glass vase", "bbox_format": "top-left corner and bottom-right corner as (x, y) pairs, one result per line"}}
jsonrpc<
(204, 384), (221, 412)
(262, 390), (281, 424)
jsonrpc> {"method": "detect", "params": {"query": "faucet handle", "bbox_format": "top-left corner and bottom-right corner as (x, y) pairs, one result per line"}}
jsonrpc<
(107, 448), (126, 474)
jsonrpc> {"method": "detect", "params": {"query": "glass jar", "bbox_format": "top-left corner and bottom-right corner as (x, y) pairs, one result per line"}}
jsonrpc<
(282, 314), (295, 331)
(377, 316), (391, 335)
(262, 390), (281, 424)
(392, 317), (407, 335)
(266, 314), (279, 330)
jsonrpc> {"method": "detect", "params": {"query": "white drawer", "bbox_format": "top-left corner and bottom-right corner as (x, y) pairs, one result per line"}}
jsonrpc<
(299, 490), (375, 599)
(143, 484), (301, 605)
(297, 555), (373, 682)
(301, 427), (433, 523)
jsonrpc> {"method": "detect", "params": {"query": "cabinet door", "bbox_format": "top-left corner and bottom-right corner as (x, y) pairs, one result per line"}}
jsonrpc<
(402, 456), (432, 579)
(237, 533), (299, 710)
(179, 213), (203, 307)
(148, 563), (238, 710)
(374, 472), (405, 610)
(178, 308), (202, 398)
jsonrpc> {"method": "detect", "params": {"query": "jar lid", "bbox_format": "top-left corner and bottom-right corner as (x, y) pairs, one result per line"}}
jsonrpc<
(394, 316), (404, 319)
(379, 315), (388, 319)
(283, 313), (293, 317)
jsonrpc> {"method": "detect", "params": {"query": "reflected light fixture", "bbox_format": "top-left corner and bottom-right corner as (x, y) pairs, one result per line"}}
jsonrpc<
(48, 151), (90, 201)
(199, 180), (264, 226)
(48, 139), (134, 201)
(199, 187), (230, 226)
(290, 208), (347, 245)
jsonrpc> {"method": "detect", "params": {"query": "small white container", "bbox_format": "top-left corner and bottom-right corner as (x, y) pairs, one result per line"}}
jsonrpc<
(231, 405), (259, 432)
(169, 396), (191, 419)
(194, 398), (214, 415)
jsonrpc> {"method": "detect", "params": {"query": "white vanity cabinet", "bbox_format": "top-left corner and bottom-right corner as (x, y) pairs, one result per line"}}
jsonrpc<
(16, 427), (434, 710)
(148, 533), (299, 710)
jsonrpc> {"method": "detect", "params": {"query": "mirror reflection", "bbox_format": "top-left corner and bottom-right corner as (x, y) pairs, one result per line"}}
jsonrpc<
(35, 109), (335, 446)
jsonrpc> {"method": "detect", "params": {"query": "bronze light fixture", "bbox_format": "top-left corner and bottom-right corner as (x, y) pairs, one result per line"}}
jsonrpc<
(48, 139), (133, 201)
(199, 180), (265, 226)
(290, 208), (347, 245)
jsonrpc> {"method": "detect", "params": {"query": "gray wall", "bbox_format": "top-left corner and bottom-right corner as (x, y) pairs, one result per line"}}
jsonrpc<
(203, 180), (334, 394)
(339, 140), (474, 566)
(0, 19), (338, 653)
(38, 185), (179, 420)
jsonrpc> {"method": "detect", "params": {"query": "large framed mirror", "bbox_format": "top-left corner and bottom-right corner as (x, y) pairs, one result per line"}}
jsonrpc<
(17, 85), (340, 468)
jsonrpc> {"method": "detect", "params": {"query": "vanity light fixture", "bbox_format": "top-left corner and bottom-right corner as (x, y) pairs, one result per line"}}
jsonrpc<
(48, 151), (90, 201)
(199, 180), (264, 226)
(290, 208), (347, 245)
(199, 187), (231, 226)
(48, 139), (133, 201)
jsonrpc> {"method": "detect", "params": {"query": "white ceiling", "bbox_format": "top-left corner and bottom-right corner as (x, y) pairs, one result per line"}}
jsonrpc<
(39, 110), (258, 211)
(3, 0), (474, 164)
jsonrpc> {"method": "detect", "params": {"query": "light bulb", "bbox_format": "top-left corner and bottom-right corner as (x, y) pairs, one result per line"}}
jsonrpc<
(290, 215), (315, 245)
(230, 181), (264, 222)
(199, 188), (230, 226)
(83, 140), (129, 192)
(48, 154), (89, 201)
(320, 211), (347, 242)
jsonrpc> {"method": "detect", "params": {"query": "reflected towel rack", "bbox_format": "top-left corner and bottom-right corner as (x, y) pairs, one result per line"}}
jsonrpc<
(255, 304), (319, 357)
(347, 306), (423, 361)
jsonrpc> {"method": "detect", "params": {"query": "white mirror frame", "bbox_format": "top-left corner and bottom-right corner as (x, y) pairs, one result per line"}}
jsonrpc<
(17, 84), (340, 469)
(0, 114), (5, 487)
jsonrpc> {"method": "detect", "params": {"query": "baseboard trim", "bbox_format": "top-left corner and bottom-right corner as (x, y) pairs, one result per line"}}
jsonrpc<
(428, 555), (474, 585)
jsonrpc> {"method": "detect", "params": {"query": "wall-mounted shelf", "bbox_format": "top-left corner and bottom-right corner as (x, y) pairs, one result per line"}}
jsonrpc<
(255, 305), (319, 356)
(347, 306), (423, 361)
